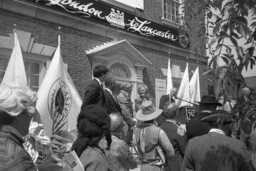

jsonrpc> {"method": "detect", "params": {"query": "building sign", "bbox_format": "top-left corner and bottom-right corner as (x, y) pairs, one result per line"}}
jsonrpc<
(26, 0), (189, 48)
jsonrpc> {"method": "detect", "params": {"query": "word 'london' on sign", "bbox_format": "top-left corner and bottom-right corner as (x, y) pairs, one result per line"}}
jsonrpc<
(29, 0), (190, 49)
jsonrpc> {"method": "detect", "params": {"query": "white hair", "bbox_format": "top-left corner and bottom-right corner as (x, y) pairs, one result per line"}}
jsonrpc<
(0, 83), (37, 116)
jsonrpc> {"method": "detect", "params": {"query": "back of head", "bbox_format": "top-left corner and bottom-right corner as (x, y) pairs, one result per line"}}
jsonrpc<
(0, 83), (37, 125)
(121, 83), (132, 93)
(72, 104), (112, 156)
(93, 65), (109, 78)
(164, 103), (178, 119)
(241, 87), (251, 97)
(105, 77), (116, 92)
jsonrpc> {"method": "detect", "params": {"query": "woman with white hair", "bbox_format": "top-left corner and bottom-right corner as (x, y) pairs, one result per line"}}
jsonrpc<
(0, 83), (62, 171)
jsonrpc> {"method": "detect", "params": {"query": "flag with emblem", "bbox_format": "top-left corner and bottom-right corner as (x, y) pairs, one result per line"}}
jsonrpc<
(176, 63), (191, 107)
(189, 67), (200, 104)
(1, 31), (27, 86)
(36, 35), (82, 137)
(166, 57), (173, 95)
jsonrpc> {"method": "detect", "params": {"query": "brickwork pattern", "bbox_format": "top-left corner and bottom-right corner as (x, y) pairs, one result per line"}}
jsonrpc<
(0, 10), (112, 98)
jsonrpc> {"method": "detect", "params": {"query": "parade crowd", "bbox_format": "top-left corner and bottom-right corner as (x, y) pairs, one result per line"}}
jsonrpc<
(0, 64), (256, 171)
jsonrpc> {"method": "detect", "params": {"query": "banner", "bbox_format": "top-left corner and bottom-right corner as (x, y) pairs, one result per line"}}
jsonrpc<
(25, 0), (190, 49)
(36, 35), (82, 137)
(1, 32), (27, 86)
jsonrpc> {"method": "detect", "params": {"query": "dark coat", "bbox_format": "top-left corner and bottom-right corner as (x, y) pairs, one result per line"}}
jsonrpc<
(161, 120), (187, 171)
(185, 120), (211, 140)
(104, 89), (122, 114)
(182, 132), (254, 171)
(81, 79), (107, 111)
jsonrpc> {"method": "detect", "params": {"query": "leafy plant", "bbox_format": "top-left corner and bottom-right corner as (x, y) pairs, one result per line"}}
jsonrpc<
(185, 0), (256, 100)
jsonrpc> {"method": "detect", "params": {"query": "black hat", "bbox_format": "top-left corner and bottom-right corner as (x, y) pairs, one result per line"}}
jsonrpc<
(198, 95), (221, 106)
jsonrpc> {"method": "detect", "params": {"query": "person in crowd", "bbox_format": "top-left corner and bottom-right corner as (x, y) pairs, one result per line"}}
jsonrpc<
(182, 112), (255, 171)
(160, 103), (187, 171)
(81, 65), (109, 111)
(116, 83), (137, 145)
(104, 77), (122, 116)
(0, 83), (62, 171)
(134, 101), (175, 171)
(71, 104), (112, 171)
(99, 112), (138, 171)
(159, 87), (177, 110)
(157, 87), (178, 125)
(185, 95), (221, 140)
(232, 87), (252, 117)
(135, 84), (154, 112)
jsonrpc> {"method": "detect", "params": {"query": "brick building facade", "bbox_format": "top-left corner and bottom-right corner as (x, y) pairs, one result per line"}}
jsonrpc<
(0, 0), (208, 108)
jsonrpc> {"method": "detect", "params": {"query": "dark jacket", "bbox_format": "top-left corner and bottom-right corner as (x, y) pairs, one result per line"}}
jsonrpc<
(182, 131), (254, 171)
(81, 79), (107, 111)
(161, 120), (187, 171)
(104, 89), (122, 115)
(185, 119), (211, 140)
(0, 125), (36, 171)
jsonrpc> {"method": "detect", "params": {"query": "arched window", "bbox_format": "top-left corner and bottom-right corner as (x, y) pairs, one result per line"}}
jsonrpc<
(109, 63), (131, 79)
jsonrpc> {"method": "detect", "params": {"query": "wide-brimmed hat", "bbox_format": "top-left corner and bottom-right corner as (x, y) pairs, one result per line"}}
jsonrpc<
(136, 101), (163, 121)
(197, 95), (221, 106)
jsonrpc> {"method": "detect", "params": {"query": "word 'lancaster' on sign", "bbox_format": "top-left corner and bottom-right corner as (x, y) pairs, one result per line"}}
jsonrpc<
(127, 17), (178, 41)
(27, 0), (190, 49)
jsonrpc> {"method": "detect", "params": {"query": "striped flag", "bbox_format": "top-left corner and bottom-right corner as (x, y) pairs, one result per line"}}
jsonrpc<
(1, 32), (27, 86)
(36, 35), (82, 137)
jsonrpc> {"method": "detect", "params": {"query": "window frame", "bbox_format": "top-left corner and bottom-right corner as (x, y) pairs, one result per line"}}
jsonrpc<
(161, 0), (183, 27)
(0, 47), (50, 91)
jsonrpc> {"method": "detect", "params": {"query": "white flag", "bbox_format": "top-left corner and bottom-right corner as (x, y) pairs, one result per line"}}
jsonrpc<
(176, 63), (191, 107)
(36, 35), (82, 137)
(166, 58), (173, 95)
(1, 32), (27, 86)
(189, 67), (200, 104)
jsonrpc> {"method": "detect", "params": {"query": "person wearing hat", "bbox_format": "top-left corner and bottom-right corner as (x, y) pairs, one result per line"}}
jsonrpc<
(71, 104), (112, 171)
(160, 103), (187, 171)
(182, 112), (255, 171)
(99, 112), (138, 171)
(134, 101), (175, 171)
(185, 95), (222, 140)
